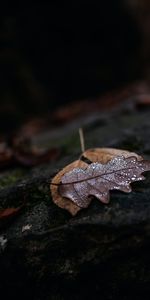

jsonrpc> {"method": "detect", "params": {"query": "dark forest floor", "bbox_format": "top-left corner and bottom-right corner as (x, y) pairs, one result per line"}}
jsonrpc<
(0, 82), (150, 299)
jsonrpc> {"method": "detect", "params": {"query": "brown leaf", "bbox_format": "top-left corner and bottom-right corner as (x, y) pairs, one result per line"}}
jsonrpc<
(0, 206), (23, 228)
(58, 156), (150, 209)
(50, 160), (87, 215)
(82, 148), (142, 164)
(0, 207), (21, 219)
(50, 147), (149, 215)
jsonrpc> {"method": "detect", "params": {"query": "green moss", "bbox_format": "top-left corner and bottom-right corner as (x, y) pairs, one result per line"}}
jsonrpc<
(0, 168), (27, 189)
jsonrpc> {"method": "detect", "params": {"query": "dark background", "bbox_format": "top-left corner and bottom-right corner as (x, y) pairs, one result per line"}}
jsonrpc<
(0, 1), (146, 131)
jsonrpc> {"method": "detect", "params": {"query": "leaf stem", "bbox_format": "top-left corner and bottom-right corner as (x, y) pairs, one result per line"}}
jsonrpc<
(79, 128), (85, 153)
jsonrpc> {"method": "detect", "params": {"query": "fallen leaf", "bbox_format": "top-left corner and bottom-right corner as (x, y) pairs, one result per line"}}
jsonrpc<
(0, 207), (22, 219)
(82, 148), (142, 164)
(50, 160), (87, 215)
(50, 147), (150, 215)
(0, 205), (24, 228)
(59, 156), (150, 209)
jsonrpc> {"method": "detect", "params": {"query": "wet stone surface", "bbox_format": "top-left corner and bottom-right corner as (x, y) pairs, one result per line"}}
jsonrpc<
(0, 105), (150, 299)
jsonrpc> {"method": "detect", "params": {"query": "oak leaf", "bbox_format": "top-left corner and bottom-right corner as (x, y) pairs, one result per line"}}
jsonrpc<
(82, 148), (142, 164)
(59, 156), (150, 208)
(50, 160), (87, 215)
(50, 148), (149, 215)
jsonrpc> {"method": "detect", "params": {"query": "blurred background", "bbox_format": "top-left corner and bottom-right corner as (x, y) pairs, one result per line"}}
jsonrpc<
(0, 0), (150, 135)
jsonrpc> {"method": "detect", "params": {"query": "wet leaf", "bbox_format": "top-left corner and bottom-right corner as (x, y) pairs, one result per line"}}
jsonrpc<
(59, 156), (150, 209)
(82, 148), (142, 164)
(50, 160), (87, 215)
(50, 146), (150, 215)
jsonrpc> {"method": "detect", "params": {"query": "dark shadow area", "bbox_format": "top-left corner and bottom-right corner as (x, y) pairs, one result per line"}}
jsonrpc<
(0, 1), (141, 131)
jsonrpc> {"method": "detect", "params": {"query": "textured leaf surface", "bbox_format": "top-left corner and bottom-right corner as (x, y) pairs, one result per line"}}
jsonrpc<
(50, 160), (87, 215)
(82, 148), (142, 164)
(59, 156), (150, 208)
